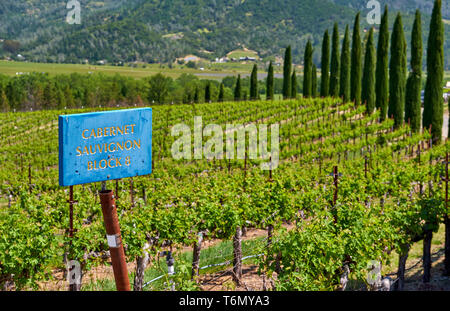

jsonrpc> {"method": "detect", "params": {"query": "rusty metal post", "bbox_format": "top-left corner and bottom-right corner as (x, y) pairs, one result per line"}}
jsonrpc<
(444, 152), (450, 276)
(269, 155), (273, 181)
(429, 125), (432, 149)
(333, 166), (338, 207)
(152, 150), (155, 171)
(364, 156), (368, 179)
(99, 189), (131, 291)
(319, 153), (322, 177)
(67, 185), (79, 291)
(69, 186), (74, 244)
(130, 177), (135, 208)
(115, 179), (120, 199)
(418, 144), (421, 164)
(331, 166), (339, 224)
(244, 148), (248, 178)
(446, 153), (448, 209)
(28, 164), (32, 193)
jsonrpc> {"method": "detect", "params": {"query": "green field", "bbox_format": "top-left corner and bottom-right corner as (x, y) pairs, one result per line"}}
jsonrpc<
(0, 60), (446, 82)
(0, 60), (277, 80)
(226, 49), (260, 60)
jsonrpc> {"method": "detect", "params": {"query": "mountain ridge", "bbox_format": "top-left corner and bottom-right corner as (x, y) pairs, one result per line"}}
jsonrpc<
(0, 0), (448, 69)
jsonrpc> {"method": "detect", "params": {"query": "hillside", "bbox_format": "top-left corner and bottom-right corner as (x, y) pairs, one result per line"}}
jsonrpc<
(0, 0), (449, 68)
(332, 0), (450, 18)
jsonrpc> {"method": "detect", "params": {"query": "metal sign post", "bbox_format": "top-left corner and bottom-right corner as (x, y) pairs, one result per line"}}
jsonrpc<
(100, 189), (130, 291)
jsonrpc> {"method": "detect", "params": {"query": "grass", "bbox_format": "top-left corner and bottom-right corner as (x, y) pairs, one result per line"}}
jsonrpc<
(2, 60), (445, 81)
(0, 197), (8, 207)
(0, 61), (208, 79)
(226, 49), (259, 60)
(0, 60), (270, 80)
(82, 236), (266, 291)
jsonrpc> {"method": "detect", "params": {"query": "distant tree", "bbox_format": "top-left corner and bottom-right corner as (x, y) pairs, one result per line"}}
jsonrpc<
(56, 87), (66, 109)
(176, 73), (199, 88)
(320, 30), (330, 97)
(234, 74), (242, 101)
(63, 85), (75, 108)
(186, 61), (197, 69)
(376, 6), (390, 120)
(242, 90), (248, 101)
(329, 23), (340, 97)
(43, 82), (57, 109)
(250, 64), (258, 100)
(312, 64), (318, 98)
(303, 40), (313, 98)
(291, 69), (298, 99)
(2, 40), (20, 54)
(148, 73), (172, 104)
(0, 88), (9, 112)
(205, 82), (211, 103)
(423, 0), (444, 143)
(218, 83), (225, 102)
(84, 88), (94, 107)
(405, 10), (423, 132)
(194, 87), (199, 103)
(362, 27), (376, 114)
(222, 76), (237, 89)
(340, 25), (351, 102)
(388, 13), (407, 128)
(266, 61), (274, 100)
(184, 91), (192, 104)
(283, 46), (292, 99)
(351, 12), (362, 105)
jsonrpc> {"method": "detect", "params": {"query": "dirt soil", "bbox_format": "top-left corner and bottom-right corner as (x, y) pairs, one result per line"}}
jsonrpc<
(399, 251), (450, 291)
(33, 223), (450, 292)
(38, 224), (292, 291)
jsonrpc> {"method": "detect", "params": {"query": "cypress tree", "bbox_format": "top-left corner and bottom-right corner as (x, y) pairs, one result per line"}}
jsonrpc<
(0, 88), (9, 112)
(234, 74), (241, 101)
(250, 64), (258, 100)
(266, 61), (274, 100)
(218, 83), (225, 102)
(362, 27), (376, 114)
(291, 69), (298, 99)
(376, 5), (390, 121)
(56, 87), (66, 110)
(205, 82), (211, 103)
(312, 64), (318, 98)
(423, 0), (444, 143)
(340, 25), (351, 102)
(405, 10), (423, 132)
(351, 12), (362, 105)
(320, 30), (330, 97)
(194, 87), (199, 103)
(186, 92), (192, 104)
(329, 23), (340, 97)
(388, 13), (407, 128)
(283, 46), (292, 99)
(303, 40), (313, 98)
(43, 83), (57, 109)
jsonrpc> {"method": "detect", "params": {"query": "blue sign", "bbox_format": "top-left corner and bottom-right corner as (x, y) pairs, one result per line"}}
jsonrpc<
(59, 108), (152, 186)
